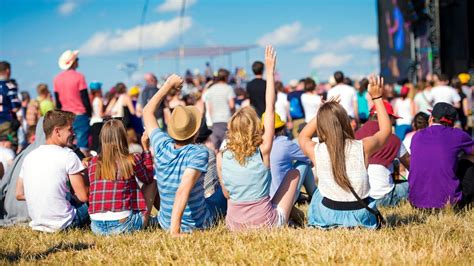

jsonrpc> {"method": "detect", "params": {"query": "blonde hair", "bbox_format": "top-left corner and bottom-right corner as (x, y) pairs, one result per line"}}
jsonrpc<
(225, 107), (263, 166)
(95, 120), (135, 180)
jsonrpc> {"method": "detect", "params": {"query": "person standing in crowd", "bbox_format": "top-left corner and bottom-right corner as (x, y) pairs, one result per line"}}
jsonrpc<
(0, 61), (21, 145)
(430, 73), (460, 107)
(143, 74), (221, 236)
(355, 101), (410, 207)
(15, 110), (89, 232)
(403, 112), (429, 154)
(87, 120), (157, 235)
(203, 69), (235, 150)
(393, 85), (415, 140)
(106, 82), (135, 128)
(327, 71), (359, 121)
(413, 79), (433, 114)
(300, 75), (390, 229)
(287, 79), (306, 138)
(36, 83), (55, 116)
(301, 77), (322, 123)
(357, 78), (370, 123)
(219, 46), (301, 231)
(247, 61), (267, 117)
(89, 82), (104, 154)
(408, 102), (474, 210)
(274, 81), (290, 125)
(136, 73), (165, 128)
(451, 77), (469, 131)
(54, 50), (92, 156)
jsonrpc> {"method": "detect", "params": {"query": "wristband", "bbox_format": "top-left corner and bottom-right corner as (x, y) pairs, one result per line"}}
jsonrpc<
(372, 95), (383, 100)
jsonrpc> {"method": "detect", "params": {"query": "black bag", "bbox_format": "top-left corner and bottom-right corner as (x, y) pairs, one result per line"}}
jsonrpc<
(348, 186), (386, 229)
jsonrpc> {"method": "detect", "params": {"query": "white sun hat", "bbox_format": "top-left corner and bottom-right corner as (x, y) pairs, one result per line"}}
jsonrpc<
(58, 50), (79, 70)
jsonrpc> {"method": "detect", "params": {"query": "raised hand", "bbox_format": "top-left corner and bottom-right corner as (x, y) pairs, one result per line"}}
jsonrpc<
(141, 132), (150, 152)
(164, 74), (184, 91)
(368, 75), (384, 99)
(265, 45), (277, 74)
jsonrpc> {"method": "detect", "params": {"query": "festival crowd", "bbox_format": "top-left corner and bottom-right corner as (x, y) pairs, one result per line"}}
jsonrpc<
(0, 45), (472, 235)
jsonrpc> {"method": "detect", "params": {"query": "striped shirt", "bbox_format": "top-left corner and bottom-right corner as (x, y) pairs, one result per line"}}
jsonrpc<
(0, 79), (21, 124)
(150, 129), (210, 232)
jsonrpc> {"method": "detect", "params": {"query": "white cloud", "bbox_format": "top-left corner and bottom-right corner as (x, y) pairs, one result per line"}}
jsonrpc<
(156, 0), (197, 13)
(58, 1), (77, 16)
(257, 22), (302, 47)
(296, 38), (321, 53)
(331, 35), (378, 51)
(310, 53), (353, 68)
(80, 17), (192, 55)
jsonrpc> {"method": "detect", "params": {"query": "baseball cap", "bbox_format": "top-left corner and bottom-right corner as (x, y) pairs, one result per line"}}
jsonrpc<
(370, 100), (401, 119)
(429, 102), (458, 126)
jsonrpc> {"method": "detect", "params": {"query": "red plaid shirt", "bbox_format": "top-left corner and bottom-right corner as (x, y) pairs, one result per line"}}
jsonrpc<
(88, 152), (154, 215)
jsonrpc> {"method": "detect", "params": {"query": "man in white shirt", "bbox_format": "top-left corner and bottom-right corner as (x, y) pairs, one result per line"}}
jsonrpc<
(16, 110), (89, 232)
(327, 71), (358, 120)
(203, 68), (235, 150)
(430, 73), (461, 108)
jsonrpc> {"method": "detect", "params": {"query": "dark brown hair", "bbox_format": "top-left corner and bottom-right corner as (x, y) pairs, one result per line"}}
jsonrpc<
(316, 102), (355, 191)
(43, 110), (75, 138)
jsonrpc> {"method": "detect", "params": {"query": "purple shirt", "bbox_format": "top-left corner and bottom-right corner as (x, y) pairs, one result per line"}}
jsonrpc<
(408, 125), (473, 208)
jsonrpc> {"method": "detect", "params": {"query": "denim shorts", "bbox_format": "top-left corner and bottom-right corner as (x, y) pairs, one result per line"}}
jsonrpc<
(73, 114), (90, 149)
(91, 212), (146, 236)
(375, 181), (409, 207)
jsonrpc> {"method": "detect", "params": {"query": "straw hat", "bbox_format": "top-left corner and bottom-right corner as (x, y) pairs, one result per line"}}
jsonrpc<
(58, 50), (79, 70)
(167, 105), (202, 141)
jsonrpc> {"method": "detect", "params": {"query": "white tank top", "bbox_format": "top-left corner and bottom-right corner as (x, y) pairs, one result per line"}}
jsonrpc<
(111, 94), (125, 118)
(90, 97), (103, 125)
(394, 98), (413, 126)
(314, 139), (370, 201)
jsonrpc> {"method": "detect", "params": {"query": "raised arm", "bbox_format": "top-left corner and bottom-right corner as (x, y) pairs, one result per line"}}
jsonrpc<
(143, 74), (183, 137)
(362, 75), (391, 159)
(259, 46), (277, 163)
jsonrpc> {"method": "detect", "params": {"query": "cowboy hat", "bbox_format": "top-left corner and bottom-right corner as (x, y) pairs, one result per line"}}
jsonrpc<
(58, 50), (79, 70)
(167, 105), (202, 141)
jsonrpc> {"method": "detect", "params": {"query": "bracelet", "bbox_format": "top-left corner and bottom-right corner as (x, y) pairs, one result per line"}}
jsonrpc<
(372, 95), (383, 100)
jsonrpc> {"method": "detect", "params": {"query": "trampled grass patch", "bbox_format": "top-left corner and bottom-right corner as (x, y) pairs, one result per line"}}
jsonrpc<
(1, 202), (473, 264)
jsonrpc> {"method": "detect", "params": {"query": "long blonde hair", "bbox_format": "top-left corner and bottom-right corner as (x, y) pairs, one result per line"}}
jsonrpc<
(316, 102), (355, 191)
(95, 120), (135, 180)
(225, 107), (263, 166)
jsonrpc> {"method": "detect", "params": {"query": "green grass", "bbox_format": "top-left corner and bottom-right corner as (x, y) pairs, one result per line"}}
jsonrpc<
(1, 202), (473, 264)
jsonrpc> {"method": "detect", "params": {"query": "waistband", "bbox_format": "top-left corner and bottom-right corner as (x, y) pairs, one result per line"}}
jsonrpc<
(322, 197), (369, 211)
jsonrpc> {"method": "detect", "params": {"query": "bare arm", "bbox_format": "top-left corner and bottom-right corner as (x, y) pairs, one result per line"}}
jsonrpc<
(216, 152), (229, 199)
(362, 76), (392, 159)
(298, 116), (317, 166)
(143, 74), (183, 137)
(399, 153), (410, 171)
(125, 95), (136, 115)
(69, 172), (89, 203)
(170, 168), (201, 236)
(259, 46), (277, 166)
(15, 177), (25, 201)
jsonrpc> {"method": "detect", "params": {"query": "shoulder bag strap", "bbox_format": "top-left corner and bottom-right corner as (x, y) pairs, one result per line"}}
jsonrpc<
(348, 186), (386, 228)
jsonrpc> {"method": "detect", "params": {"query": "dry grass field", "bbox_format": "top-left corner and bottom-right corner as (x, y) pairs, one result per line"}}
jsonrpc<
(1, 202), (473, 264)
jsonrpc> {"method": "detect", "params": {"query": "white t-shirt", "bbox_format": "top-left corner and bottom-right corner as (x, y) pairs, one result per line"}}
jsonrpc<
(393, 98), (413, 126)
(203, 83), (236, 123)
(301, 93), (322, 123)
(19, 145), (85, 232)
(414, 91), (433, 114)
(0, 146), (15, 178)
(275, 92), (289, 122)
(327, 84), (357, 117)
(368, 142), (407, 199)
(430, 85), (461, 105)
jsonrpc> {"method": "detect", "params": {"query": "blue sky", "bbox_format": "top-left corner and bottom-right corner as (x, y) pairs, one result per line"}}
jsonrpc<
(1, 0), (379, 95)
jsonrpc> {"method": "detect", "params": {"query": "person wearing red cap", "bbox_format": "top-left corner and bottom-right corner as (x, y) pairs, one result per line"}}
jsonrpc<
(408, 102), (474, 209)
(355, 100), (411, 207)
(393, 85), (415, 140)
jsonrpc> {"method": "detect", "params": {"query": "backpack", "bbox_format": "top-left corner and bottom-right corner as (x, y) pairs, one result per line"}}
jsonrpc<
(289, 96), (304, 118)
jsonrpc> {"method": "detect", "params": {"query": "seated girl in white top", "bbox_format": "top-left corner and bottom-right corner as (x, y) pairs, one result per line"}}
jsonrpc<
(299, 75), (391, 229)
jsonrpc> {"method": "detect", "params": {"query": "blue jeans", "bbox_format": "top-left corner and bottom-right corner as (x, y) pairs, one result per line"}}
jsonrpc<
(375, 181), (409, 207)
(65, 194), (90, 229)
(294, 161), (317, 203)
(73, 114), (90, 149)
(91, 212), (149, 236)
(205, 186), (227, 218)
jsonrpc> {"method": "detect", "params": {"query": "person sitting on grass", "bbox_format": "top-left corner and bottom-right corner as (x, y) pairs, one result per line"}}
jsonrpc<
(15, 110), (89, 232)
(355, 100), (410, 207)
(143, 74), (221, 236)
(408, 102), (474, 210)
(265, 112), (316, 202)
(218, 46), (301, 231)
(87, 119), (158, 235)
(299, 75), (391, 229)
